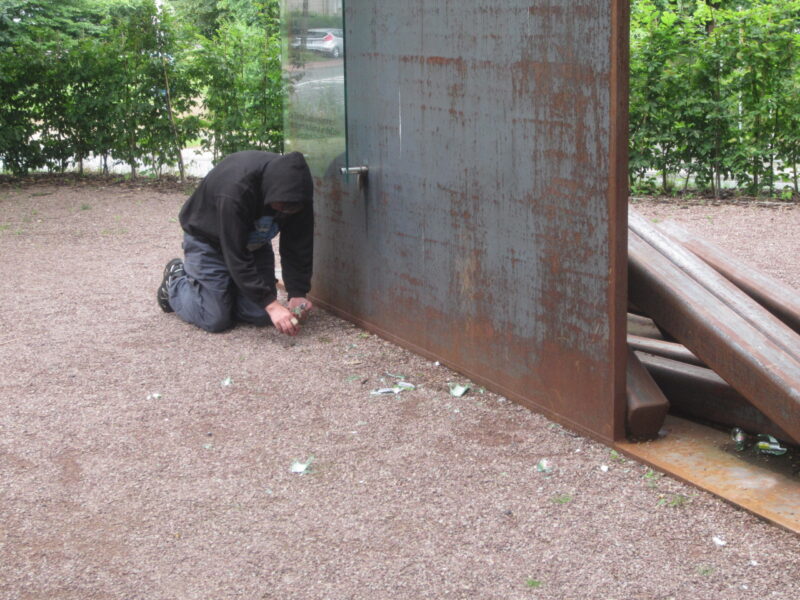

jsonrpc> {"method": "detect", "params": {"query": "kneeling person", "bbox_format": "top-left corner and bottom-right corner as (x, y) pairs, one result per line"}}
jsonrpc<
(157, 151), (314, 336)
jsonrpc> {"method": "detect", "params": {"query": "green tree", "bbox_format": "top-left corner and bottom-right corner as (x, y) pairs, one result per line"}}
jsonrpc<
(0, 0), (112, 174)
(628, 0), (800, 197)
(102, 0), (198, 178)
(164, 0), (221, 39)
(629, 1), (697, 193)
(724, 1), (800, 194)
(193, 0), (284, 159)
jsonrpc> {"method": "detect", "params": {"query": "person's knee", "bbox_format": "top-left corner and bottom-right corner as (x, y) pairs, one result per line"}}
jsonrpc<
(200, 313), (233, 333)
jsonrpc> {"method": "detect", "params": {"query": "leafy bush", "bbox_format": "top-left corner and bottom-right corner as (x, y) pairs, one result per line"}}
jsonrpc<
(0, 0), (283, 178)
(191, 1), (284, 160)
(630, 0), (800, 196)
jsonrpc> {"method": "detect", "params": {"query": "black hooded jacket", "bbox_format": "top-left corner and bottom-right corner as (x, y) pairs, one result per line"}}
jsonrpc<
(178, 151), (314, 306)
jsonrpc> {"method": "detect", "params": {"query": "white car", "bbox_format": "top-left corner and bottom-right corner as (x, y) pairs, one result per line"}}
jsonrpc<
(294, 29), (344, 59)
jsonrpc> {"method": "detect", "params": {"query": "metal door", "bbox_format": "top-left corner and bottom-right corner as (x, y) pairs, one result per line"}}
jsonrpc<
(296, 1), (629, 443)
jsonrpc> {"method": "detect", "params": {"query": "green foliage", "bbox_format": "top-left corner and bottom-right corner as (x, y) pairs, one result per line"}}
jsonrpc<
(102, 0), (199, 177)
(551, 493), (573, 505)
(0, 0), (108, 47)
(657, 493), (692, 508)
(0, 0), (283, 177)
(285, 10), (340, 32)
(164, 0), (221, 39)
(630, 0), (800, 196)
(192, 1), (285, 159)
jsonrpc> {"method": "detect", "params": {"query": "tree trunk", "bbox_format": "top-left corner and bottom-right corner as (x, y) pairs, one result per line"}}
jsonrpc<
(129, 134), (137, 180)
(769, 154), (775, 197)
(161, 56), (185, 181)
(753, 159), (759, 196)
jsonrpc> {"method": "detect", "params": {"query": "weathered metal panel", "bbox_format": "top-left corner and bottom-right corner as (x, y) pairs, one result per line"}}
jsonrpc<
(312, 1), (629, 441)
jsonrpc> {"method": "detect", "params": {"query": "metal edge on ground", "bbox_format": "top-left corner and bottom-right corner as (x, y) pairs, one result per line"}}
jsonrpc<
(617, 415), (800, 534)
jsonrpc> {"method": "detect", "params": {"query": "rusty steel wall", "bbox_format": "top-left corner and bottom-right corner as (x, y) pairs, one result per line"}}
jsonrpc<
(311, 1), (629, 442)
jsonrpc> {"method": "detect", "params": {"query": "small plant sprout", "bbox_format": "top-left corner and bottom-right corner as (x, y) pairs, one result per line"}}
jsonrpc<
(221, 376), (233, 387)
(535, 459), (553, 474)
(525, 578), (543, 589)
(643, 468), (662, 487)
(657, 493), (691, 508)
(551, 493), (572, 505)
(609, 449), (626, 462)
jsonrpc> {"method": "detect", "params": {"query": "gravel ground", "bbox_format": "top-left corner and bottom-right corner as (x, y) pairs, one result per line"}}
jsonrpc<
(1, 179), (799, 600)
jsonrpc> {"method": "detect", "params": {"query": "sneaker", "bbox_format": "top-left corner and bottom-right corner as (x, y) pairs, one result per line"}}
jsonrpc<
(157, 258), (185, 313)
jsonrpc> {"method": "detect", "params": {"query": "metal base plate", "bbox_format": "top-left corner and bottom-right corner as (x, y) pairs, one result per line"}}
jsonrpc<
(617, 416), (800, 533)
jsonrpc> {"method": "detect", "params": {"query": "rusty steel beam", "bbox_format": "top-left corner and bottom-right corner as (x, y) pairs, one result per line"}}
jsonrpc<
(626, 349), (670, 439)
(628, 230), (800, 441)
(658, 220), (800, 336)
(636, 351), (797, 445)
(627, 334), (704, 367)
(630, 209), (800, 361)
(627, 313), (665, 340)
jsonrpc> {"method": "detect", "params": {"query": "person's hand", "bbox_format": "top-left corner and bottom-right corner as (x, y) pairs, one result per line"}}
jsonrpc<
(266, 300), (299, 336)
(288, 297), (313, 322)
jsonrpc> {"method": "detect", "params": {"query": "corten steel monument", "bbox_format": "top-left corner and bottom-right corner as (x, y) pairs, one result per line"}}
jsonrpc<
(285, 1), (800, 531)
(290, 0), (629, 444)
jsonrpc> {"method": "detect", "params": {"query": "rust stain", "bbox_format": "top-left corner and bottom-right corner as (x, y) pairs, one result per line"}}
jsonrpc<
(398, 272), (424, 288)
(425, 55), (466, 70)
(528, 4), (599, 18)
(448, 107), (465, 120)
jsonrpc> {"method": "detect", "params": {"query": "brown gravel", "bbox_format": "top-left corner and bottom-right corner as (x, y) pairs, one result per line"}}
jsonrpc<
(1, 181), (799, 600)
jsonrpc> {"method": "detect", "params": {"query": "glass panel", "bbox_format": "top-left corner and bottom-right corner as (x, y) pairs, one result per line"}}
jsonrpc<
(282, 0), (346, 179)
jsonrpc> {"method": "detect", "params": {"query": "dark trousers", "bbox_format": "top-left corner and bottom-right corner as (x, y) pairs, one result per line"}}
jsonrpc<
(168, 233), (271, 332)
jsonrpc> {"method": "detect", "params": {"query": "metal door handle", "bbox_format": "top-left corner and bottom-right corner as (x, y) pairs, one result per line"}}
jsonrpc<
(340, 166), (368, 175)
(340, 165), (368, 190)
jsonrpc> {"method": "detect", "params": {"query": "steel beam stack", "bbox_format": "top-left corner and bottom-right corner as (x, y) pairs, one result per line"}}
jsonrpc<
(625, 208), (800, 446)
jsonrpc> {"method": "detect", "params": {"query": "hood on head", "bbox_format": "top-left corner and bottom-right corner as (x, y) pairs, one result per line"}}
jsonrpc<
(261, 152), (313, 209)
